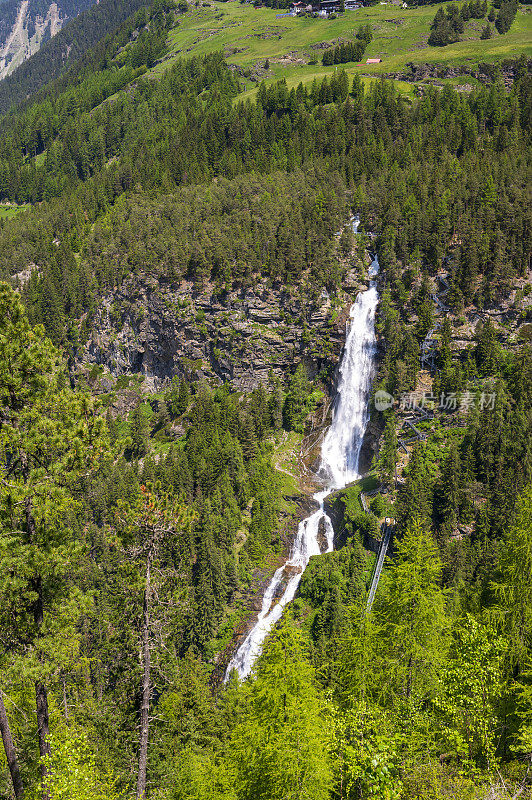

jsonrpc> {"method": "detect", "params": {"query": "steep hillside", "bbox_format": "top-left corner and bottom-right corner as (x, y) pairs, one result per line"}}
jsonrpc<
(0, 0), (150, 113)
(0, 1), (530, 797)
(0, 0), (95, 82)
(156, 0), (532, 94)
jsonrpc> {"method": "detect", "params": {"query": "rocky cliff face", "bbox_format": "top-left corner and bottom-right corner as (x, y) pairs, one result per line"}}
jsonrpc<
(79, 275), (360, 392)
(0, 0), (93, 81)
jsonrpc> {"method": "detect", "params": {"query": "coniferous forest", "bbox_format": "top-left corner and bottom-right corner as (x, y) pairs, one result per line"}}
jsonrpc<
(0, 0), (531, 798)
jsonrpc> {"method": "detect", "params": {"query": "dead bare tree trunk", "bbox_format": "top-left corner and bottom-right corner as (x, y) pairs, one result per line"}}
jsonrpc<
(405, 654), (413, 700)
(0, 692), (24, 798)
(25, 489), (51, 800)
(33, 576), (51, 800)
(121, 492), (189, 800)
(136, 551), (152, 800)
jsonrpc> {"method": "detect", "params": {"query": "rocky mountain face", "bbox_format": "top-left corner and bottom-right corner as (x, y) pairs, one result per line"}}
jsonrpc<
(78, 275), (364, 394)
(0, 0), (93, 81)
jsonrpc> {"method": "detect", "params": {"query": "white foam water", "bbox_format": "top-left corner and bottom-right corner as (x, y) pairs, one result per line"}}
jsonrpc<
(225, 227), (379, 681)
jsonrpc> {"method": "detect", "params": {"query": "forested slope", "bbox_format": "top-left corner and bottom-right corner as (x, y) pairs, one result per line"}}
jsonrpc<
(0, 1), (530, 798)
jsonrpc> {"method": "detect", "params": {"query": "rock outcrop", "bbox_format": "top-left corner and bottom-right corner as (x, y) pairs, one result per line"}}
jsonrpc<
(0, 0), (93, 82)
(79, 275), (357, 392)
(377, 58), (532, 91)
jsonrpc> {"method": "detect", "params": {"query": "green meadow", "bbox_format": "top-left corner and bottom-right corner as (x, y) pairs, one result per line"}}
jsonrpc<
(0, 204), (30, 220)
(153, 0), (532, 94)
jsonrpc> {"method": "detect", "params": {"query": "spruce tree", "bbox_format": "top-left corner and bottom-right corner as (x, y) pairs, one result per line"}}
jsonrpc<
(269, 377), (284, 431)
(283, 363), (310, 433)
(0, 283), (107, 799)
(435, 442), (463, 527)
(375, 518), (447, 703)
(378, 413), (398, 487)
(115, 485), (193, 800)
(129, 403), (150, 457)
(492, 484), (532, 674)
(230, 623), (332, 800)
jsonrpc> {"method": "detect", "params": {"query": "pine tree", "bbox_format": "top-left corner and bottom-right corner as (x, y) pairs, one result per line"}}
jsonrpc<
(378, 413), (398, 487)
(0, 283), (107, 799)
(375, 518), (447, 703)
(230, 623), (332, 800)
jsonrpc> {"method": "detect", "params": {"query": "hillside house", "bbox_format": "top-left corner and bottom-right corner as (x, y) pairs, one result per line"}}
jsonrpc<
(319, 0), (342, 12)
(291, 0), (359, 15)
(290, 1), (318, 12)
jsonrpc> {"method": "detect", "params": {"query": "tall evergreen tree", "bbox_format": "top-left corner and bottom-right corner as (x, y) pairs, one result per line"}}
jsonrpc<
(375, 518), (447, 703)
(283, 364), (310, 433)
(378, 413), (398, 487)
(230, 623), (332, 800)
(116, 485), (193, 800)
(0, 283), (106, 799)
(492, 485), (532, 675)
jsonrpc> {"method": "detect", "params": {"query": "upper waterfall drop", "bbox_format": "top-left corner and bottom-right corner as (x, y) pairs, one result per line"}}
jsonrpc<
(319, 276), (379, 489)
(225, 225), (380, 682)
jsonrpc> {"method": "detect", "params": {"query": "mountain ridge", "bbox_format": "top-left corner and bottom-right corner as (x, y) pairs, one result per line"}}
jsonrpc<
(0, 0), (150, 114)
(0, 0), (95, 82)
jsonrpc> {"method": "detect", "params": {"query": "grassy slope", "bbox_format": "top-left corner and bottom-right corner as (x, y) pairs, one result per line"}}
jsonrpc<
(0, 204), (30, 219)
(153, 1), (531, 95)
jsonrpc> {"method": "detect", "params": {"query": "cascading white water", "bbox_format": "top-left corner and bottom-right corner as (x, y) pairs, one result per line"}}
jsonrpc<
(225, 223), (380, 681)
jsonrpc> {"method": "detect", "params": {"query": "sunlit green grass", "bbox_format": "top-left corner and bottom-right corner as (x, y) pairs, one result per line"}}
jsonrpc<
(153, 0), (532, 90)
(0, 204), (30, 219)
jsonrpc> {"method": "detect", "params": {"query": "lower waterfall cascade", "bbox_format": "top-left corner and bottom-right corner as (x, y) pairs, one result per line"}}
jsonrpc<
(225, 239), (380, 681)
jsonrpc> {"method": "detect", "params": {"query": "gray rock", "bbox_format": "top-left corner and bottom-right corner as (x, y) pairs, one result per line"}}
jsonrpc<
(78, 277), (361, 391)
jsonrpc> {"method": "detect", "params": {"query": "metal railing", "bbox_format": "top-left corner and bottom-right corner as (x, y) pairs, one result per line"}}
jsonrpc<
(366, 519), (395, 612)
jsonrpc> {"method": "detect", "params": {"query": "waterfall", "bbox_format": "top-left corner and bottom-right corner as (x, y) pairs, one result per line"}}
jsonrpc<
(225, 228), (380, 681)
